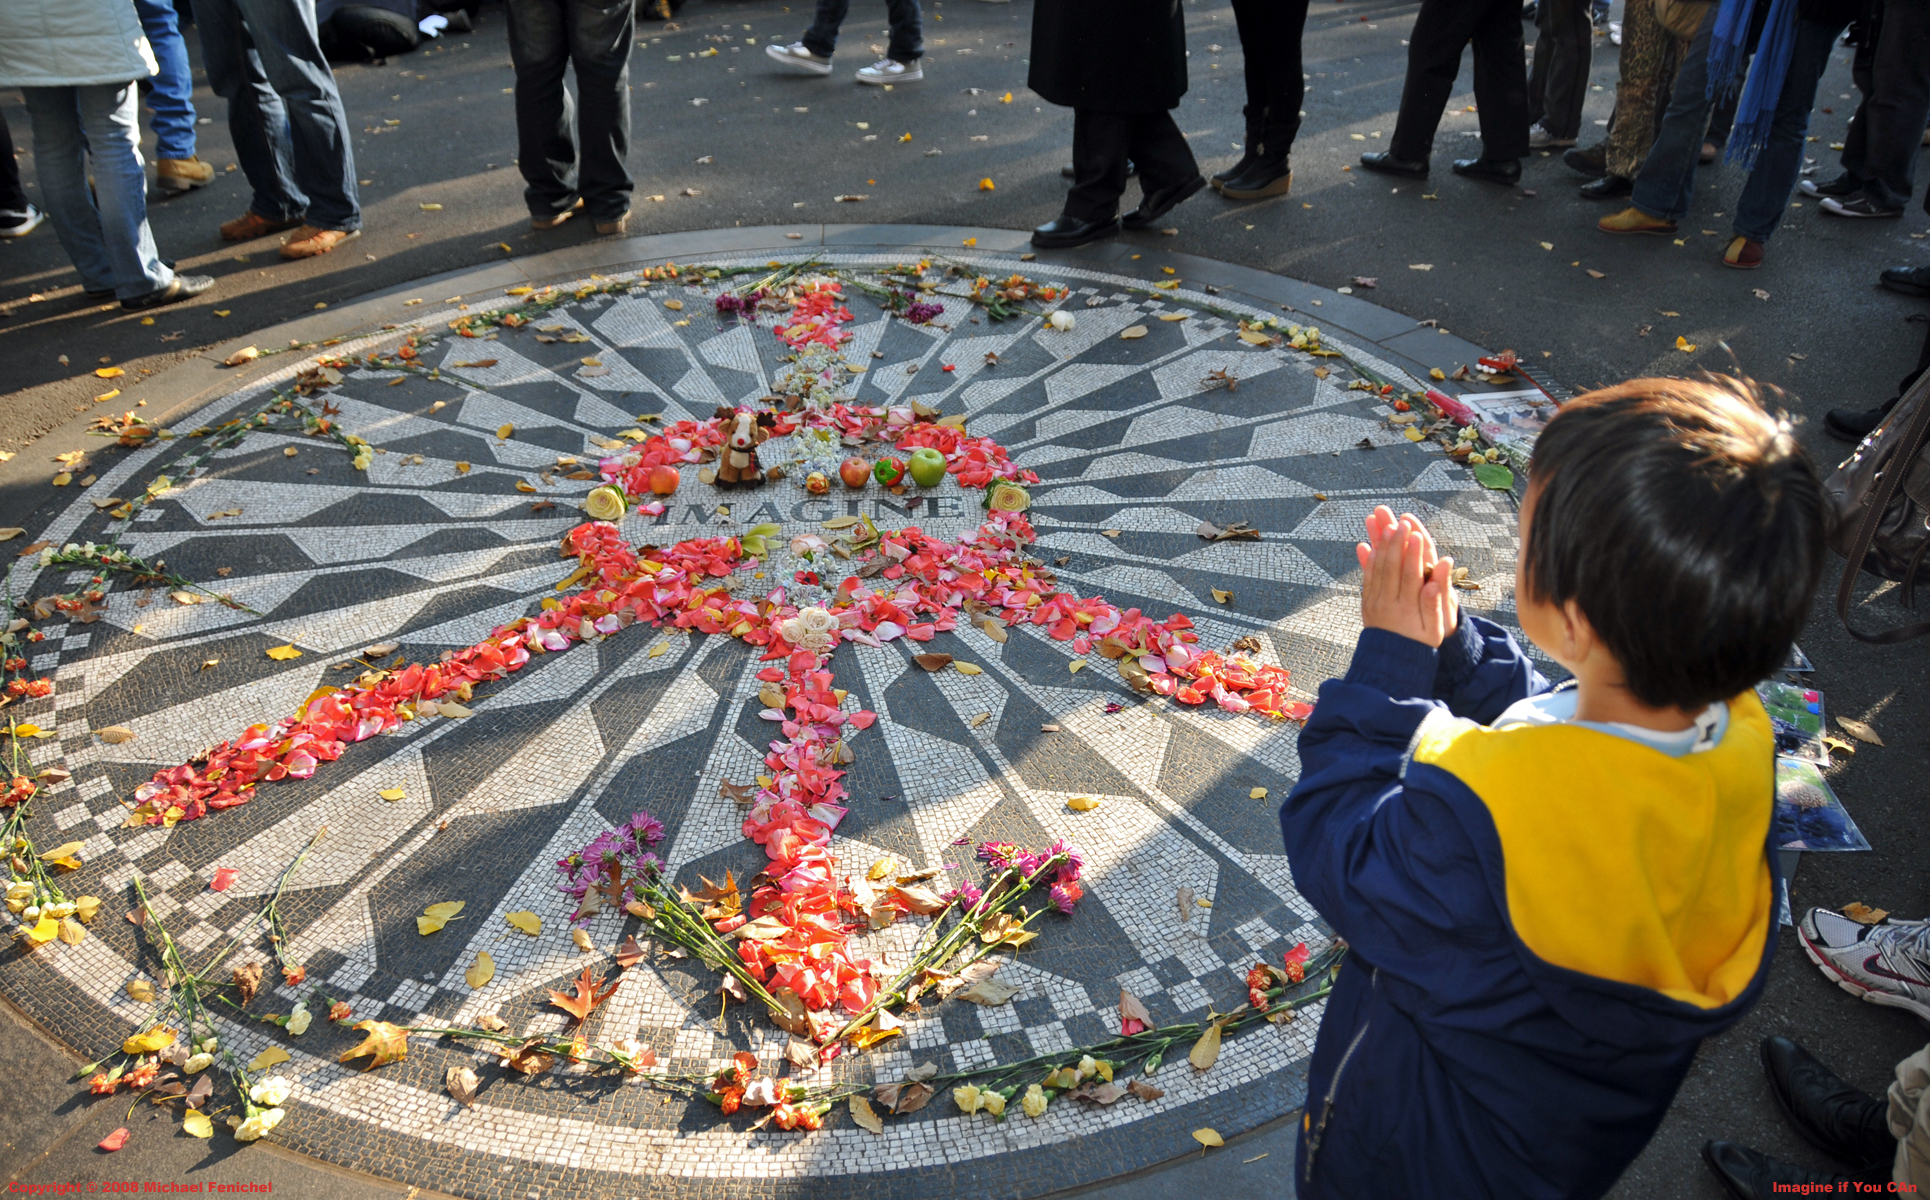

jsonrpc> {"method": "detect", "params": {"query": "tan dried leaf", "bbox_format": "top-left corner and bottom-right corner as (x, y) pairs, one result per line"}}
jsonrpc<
(447, 1065), (480, 1107)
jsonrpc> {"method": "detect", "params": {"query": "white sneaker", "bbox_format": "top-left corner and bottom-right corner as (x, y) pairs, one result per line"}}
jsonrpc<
(1609, 20), (1622, 43)
(766, 41), (833, 75)
(1799, 907), (1930, 1021)
(856, 57), (923, 84)
(1527, 123), (1575, 149)
(0, 204), (45, 238)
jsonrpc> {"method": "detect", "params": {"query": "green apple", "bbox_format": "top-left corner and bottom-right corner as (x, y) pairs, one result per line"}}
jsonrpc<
(908, 447), (948, 488)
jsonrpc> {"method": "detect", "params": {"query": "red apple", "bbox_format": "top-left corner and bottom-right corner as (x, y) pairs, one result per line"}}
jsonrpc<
(840, 457), (871, 489)
(648, 465), (681, 495)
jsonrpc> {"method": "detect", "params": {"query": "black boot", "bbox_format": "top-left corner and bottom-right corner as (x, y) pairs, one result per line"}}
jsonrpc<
(1825, 393), (1900, 442)
(1213, 112), (1266, 192)
(1761, 1039), (1897, 1168)
(1563, 143), (1607, 177)
(1701, 1142), (1873, 1199)
(1221, 147), (1292, 200)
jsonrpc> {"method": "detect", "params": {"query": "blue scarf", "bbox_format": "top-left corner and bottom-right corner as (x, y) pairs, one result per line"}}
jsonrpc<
(1708, 0), (1801, 169)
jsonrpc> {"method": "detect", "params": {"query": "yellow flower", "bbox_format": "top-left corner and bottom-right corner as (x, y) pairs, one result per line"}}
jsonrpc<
(1077, 1055), (1098, 1081)
(584, 485), (626, 522)
(985, 482), (1030, 513)
(981, 1090), (1007, 1116)
(1021, 1083), (1048, 1118)
(952, 1085), (983, 1114)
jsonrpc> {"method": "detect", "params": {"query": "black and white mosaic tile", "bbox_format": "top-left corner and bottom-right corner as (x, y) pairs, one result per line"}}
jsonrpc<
(1, 248), (1524, 1199)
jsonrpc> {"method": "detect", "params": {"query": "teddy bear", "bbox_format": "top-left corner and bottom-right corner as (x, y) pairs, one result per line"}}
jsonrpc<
(713, 406), (775, 487)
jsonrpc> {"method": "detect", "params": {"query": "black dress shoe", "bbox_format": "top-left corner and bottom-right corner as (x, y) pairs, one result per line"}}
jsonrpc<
(1031, 214), (1121, 250)
(1825, 393), (1899, 441)
(1123, 173), (1207, 229)
(1880, 264), (1930, 297)
(1701, 1141), (1862, 1200)
(1580, 173), (1633, 199)
(1452, 156), (1521, 185)
(1359, 151), (1428, 179)
(1060, 160), (1138, 180)
(1562, 144), (1607, 176)
(121, 274), (215, 311)
(1761, 1038), (1896, 1168)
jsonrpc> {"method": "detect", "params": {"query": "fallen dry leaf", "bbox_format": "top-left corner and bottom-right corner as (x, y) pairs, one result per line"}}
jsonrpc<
(418, 901), (465, 935)
(232, 962), (263, 1005)
(97, 726), (136, 744)
(913, 652), (954, 672)
(548, 964), (620, 1022)
(1120, 326), (1149, 340)
(1128, 1078), (1165, 1101)
(265, 644), (303, 661)
(1189, 1022), (1224, 1071)
(956, 976), (1020, 1005)
(447, 1065), (480, 1107)
(506, 911), (542, 935)
(465, 951), (495, 989)
(1836, 716), (1883, 746)
(849, 1095), (884, 1133)
(1842, 902), (1889, 925)
(1250, 787), (1269, 800)
(1067, 795), (1100, 812)
(1193, 1127), (1224, 1148)
(1212, 588), (1233, 605)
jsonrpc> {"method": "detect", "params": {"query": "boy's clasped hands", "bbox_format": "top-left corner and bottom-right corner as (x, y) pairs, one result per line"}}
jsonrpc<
(1357, 505), (1459, 649)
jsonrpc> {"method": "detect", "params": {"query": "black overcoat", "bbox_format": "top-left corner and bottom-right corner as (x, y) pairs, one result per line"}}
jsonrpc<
(1027, 0), (1189, 114)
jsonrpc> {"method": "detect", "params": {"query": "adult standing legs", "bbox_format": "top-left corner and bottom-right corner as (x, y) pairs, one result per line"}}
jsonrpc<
(0, 109), (45, 236)
(1606, 10), (1718, 230)
(509, 0), (635, 233)
(1220, 0), (1310, 199)
(133, 0), (214, 193)
(1823, 0), (1930, 216)
(1598, 0), (1688, 188)
(1365, 0), (1528, 178)
(195, 0), (360, 256)
(20, 84), (211, 307)
(1528, 0), (1592, 145)
(1727, 18), (1847, 263)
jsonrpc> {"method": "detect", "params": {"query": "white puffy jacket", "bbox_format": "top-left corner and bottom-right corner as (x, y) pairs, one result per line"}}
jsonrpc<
(0, 0), (158, 89)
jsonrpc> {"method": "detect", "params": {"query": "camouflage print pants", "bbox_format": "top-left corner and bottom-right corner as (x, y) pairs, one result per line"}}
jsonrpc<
(1602, 0), (1690, 178)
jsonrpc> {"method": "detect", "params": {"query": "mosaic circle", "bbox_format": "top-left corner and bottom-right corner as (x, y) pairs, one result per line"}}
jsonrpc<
(1, 248), (1524, 1199)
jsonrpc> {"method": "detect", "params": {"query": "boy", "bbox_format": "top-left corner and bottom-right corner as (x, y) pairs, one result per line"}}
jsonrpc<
(1282, 380), (1826, 1198)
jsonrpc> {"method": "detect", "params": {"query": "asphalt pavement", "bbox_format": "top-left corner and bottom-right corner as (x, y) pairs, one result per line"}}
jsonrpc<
(2, 1), (1928, 1197)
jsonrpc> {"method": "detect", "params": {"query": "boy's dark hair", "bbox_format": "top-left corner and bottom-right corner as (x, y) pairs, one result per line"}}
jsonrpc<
(1523, 378), (1825, 710)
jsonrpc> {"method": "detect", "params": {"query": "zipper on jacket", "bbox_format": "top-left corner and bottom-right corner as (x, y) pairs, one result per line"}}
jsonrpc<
(1302, 967), (1376, 1185)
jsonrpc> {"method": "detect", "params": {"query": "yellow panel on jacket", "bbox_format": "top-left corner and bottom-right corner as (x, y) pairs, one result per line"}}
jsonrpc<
(1413, 692), (1775, 1009)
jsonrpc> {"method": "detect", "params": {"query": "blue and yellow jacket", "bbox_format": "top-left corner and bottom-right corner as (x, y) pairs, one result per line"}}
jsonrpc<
(1281, 616), (1778, 1199)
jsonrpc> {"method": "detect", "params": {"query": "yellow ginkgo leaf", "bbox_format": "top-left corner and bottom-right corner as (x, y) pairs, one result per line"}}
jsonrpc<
(38, 841), (85, 863)
(250, 1045), (291, 1071)
(24, 917), (59, 945)
(506, 912), (542, 936)
(58, 917), (86, 945)
(465, 951), (495, 989)
(1249, 787), (1269, 800)
(663, 300), (684, 311)
(123, 1026), (177, 1054)
(648, 642), (668, 658)
(867, 859), (896, 881)
(418, 901), (465, 935)
(954, 662), (983, 676)
(379, 788), (406, 801)
(183, 1110), (213, 1139)
(1193, 1128), (1224, 1148)
(95, 366), (125, 378)
(1675, 335), (1698, 352)
(497, 424), (515, 439)
(1120, 326), (1149, 340)
(1067, 796), (1100, 812)
(1403, 427), (1426, 443)
(265, 644), (304, 661)
(1211, 588), (1233, 605)
(1069, 660), (1086, 674)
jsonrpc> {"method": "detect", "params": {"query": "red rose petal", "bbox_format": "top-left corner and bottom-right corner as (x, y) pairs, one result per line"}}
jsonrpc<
(99, 1128), (130, 1152)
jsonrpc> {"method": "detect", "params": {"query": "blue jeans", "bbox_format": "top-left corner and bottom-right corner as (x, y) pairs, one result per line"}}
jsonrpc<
(21, 85), (174, 299)
(1733, 18), (1848, 242)
(135, 0), (198, 160)
(506, 0), (635, 222)
(1630, 10), (1719, 221)
(802, 0), (922, 61)
(194, 0), (360, 231)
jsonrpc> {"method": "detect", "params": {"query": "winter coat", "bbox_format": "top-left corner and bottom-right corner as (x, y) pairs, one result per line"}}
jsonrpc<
(0, 0), (158, 89)
(1027, 0), (1188, 114)
(1282, 618), (1778, 1200)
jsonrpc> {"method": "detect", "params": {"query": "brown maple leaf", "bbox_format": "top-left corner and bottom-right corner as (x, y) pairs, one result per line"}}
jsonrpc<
(502, 1038), (555, 1076)
(548, 964), (621, 1023)
(615, 935), (645, 970)
(338, 1019), (410, 1069)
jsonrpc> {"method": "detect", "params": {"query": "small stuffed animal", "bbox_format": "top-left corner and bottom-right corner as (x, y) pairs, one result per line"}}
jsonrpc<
(713, 406), (774, 487)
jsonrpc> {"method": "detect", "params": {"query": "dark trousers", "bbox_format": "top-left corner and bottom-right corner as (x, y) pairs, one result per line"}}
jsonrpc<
(803, 0), (922, 61)
(0, 109), (27, 214)
(1066, 108), (1199, 221)
(1527, 0), (1591, 139)
(507, 0), (634, 222)
(1841, 0), (1930, 210)
(1390, 0), (1532, 162)
(1231, 0), (1311, 154)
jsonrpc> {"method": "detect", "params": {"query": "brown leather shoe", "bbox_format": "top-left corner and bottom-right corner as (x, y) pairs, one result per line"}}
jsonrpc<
(531, 198), (584, 230)
(157, 157), (215, 193)
(594, 211), (631, 236)
(221, 211), (304, 242)
(280, 225), (360, 259)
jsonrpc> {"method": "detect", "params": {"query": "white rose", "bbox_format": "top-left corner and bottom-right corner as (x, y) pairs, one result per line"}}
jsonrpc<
(250, 1076), (292, 1106)
(183, 1053), (214, 1074)
(233, 1107), (285, 1142)
(285, 1004), (312, 1036)
(799, 607), (835, 633)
